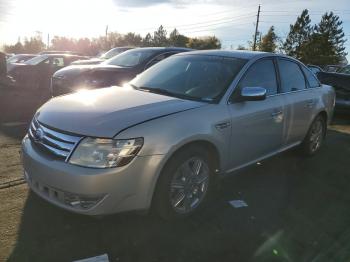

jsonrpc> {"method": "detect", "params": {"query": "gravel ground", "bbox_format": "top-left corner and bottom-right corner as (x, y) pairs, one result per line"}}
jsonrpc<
(0, 107), (349, 261)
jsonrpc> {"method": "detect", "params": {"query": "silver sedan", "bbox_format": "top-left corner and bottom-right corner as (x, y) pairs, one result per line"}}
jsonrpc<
(22, 50), (335, 220)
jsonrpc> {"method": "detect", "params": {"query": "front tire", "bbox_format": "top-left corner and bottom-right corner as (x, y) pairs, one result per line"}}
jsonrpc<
(301, 115), (326, 156)
(153, 146), (213, 220)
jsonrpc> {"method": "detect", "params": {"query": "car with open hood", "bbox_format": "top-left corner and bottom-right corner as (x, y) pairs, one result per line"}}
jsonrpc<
(6, 54), (37, 71)
(22, 50), (335, 220)
(8, 54), (87, 90)
(51, 47), (192, 97)
(71, 47), (133, 66)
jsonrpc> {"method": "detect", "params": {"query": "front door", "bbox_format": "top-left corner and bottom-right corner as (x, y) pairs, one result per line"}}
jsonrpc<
(227, 58), (285, 170)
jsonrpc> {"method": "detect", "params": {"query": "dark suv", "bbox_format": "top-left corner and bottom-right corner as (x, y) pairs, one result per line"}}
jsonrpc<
(51, 47), (192, 97)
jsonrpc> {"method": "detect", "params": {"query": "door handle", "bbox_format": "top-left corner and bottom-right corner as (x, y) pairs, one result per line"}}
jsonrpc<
(215, 122), (231, 130)
(271, 111), (283, 117)
(306, 99), (315, 108)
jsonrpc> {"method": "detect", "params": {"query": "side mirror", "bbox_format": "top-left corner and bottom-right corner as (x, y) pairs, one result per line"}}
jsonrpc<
(240, 86), (267, 101)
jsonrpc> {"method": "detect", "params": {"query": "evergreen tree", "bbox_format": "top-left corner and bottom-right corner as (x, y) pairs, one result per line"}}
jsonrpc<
(186, 36), (221, 50)
(22, 36), (45, 53)
(237, 45), (247, 50)
(168, 28), (188, 47)
(283, 9), (312, 58)
(4, 42), (24, 54)
(258, 26), (278, 52)
(299, 33), (336, 65)
(142, 33), (153, 47)
(313, 12), (347, 63)
(121, 32), (142, 46)
(152, 25), (168, 46)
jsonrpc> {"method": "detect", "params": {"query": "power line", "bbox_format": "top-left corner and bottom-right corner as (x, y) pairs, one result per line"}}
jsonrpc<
(260, 21), (293, 24)
(262, 10), (350, 13)
(179, 22), (253, 34)
(133, 12), (256, 32)
(178, 16), (256, 31)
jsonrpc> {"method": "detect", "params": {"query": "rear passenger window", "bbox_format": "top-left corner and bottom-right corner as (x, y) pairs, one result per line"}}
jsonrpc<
(238, 59), (278, 96)
(147, 52), (177, 68)
(302, 67), (321, 88)
(279, 59), (306, 92)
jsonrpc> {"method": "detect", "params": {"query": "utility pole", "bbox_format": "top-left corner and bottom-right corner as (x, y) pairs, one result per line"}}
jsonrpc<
(47, 33), (50, 49)
(253, 4), (261, 51)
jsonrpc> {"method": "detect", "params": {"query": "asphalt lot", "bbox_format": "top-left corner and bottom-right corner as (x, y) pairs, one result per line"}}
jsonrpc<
(0, 93), (350, 261)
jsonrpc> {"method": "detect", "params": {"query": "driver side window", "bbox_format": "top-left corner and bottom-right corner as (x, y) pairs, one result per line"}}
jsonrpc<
(238, 59), (278, 96)
(52, 57), (64, 68)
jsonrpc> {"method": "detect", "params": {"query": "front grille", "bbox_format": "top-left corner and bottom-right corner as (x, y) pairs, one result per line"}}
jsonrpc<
(28, 118), (82, 160)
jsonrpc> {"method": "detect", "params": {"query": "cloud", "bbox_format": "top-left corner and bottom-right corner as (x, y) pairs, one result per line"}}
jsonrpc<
(0, 0), (12, 22)
(112, 0), (172, 7)
(112, 0), (228, 8)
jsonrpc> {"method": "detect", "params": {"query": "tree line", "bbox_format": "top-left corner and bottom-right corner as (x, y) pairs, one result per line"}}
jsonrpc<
(246, 10), (347, 66)
(2, 9), (348, 66)
(3, 26), (221, 56)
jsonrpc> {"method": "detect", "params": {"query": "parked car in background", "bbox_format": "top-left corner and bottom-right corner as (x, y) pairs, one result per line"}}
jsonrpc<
(7, 54), (37, 64)
(316, 65), (350, 112)
(5, 53), (15, 59)
(71, 47), (133, 65)
(307, 65), (323, 74)
(337, 65), (350, 74)
(39, 51), (84, 56)
(6, 54), (37, 71)
(324, 65), (342, 72)
(51, 47), (191, 97)
(8, 54), (87, 90)
(22, 50), (335, 220)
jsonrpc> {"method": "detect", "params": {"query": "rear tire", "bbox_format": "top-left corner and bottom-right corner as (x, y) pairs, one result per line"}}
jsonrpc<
(300, 115), (326, 156)
(153, 146), (214, 220)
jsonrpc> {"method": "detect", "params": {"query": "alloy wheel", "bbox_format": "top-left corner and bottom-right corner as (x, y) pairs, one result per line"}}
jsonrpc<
(309, 119), (324, 153)
(169, 157), (210, 214)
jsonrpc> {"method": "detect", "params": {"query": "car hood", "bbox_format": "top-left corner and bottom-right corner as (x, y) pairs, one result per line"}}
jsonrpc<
(36, 86), (206, 138)
(72, 58), (104, 65)
(53, 64), (128, 79)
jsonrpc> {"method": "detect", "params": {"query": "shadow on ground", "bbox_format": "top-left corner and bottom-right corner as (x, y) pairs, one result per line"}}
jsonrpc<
(5, 122), (350, 261)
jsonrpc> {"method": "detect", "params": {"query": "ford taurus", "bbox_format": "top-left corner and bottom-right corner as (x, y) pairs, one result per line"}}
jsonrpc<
(22, 50), (335, 220)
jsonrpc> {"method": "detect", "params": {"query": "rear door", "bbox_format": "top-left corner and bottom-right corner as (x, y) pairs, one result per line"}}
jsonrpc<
(228, 58), (285, 169)
(276, 58), (316, 145)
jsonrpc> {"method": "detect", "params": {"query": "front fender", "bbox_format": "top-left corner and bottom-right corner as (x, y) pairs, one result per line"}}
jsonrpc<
(115, 104), (232, 207)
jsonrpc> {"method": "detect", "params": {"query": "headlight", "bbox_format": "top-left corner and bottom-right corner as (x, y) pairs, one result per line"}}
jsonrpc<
(69, 137), (143, 168)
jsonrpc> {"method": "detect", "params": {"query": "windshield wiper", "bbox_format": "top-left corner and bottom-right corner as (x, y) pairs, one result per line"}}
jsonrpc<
(131, 84), (212, 103)
(139, 87), (176, 96)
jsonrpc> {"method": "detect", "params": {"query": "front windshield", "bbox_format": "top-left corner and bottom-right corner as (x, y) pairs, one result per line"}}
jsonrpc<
(104, 49), (157, 67)
(100, 48), (125, 60)
(130, 54), (247, 102)
(24, 55), (48, 65)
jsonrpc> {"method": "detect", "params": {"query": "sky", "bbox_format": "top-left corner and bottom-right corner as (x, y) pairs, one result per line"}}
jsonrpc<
(0, 0), (349, 60)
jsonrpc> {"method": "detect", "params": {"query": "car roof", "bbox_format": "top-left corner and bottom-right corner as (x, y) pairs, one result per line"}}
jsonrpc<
(12, 54), (36, 56)
(131, 47), (193, 52)
(40, 54), (84, 58)
(176, 50), (280, 59)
